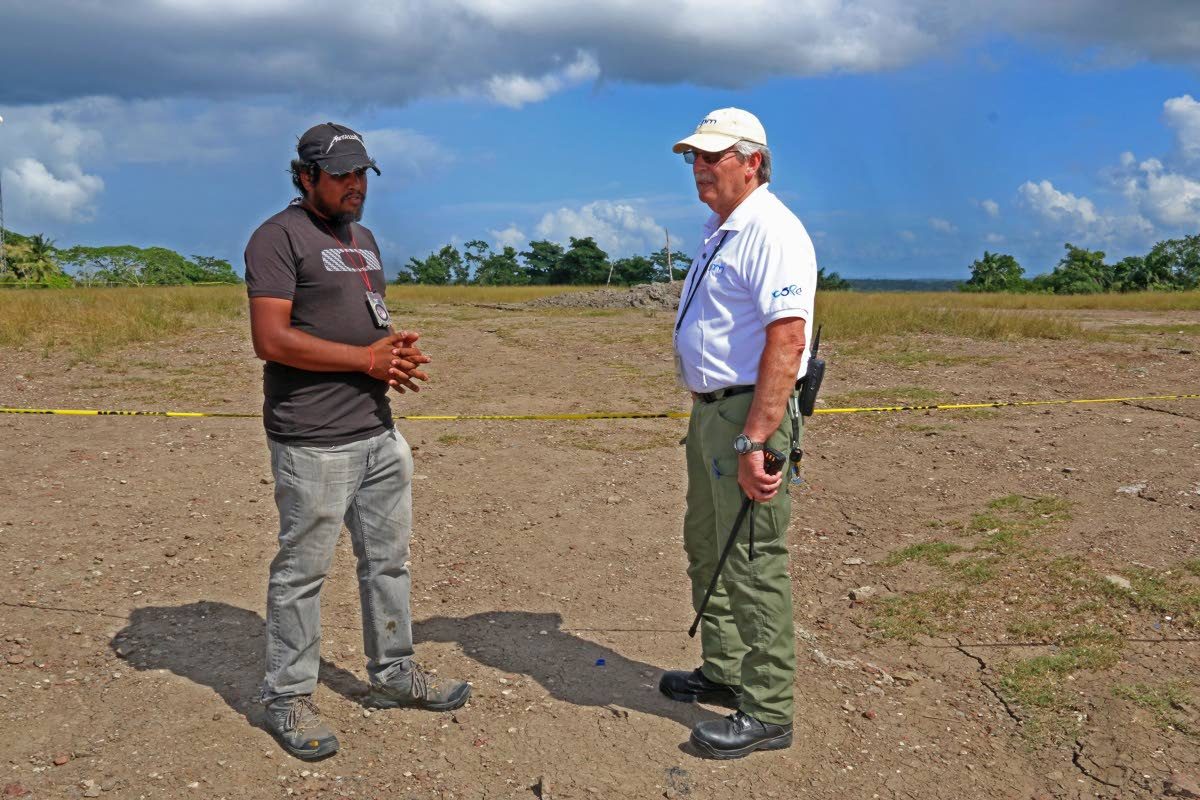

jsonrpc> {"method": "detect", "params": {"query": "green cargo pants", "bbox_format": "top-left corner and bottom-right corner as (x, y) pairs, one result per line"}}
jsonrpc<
(683, 390), (800, 726)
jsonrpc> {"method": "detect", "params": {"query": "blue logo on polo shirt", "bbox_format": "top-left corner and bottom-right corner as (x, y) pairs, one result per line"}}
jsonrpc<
(771, 284), (801, 298)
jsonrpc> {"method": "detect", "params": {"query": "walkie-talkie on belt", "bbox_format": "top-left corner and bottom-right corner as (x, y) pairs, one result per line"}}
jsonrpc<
(788, 324), (825, 483)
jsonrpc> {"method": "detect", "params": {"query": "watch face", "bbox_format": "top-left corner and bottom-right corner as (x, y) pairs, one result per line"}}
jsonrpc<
(734, 434), (752, 454)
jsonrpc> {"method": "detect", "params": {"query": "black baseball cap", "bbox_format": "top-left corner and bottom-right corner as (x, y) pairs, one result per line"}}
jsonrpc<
(296, 122), (381, 176)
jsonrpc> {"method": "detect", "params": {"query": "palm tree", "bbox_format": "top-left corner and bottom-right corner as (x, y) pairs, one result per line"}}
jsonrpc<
(24, 234), (59, 284)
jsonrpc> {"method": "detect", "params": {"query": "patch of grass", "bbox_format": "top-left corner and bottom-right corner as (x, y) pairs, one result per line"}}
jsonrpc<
(1114, 322), (1200, 335)
(871, 590), (970, 641)
(437, 434), (470, 446)
(951, 556), (999, 583)
(1112, 682), (1195, 735)
(1007, 618), (1056, 639)
(1127, 569), (1200, 623)
(884, 540), (962, 567)
(999, 636), (1121, 710)
(1185, 559), (1200, 578)
(968, 495), (1071, 554)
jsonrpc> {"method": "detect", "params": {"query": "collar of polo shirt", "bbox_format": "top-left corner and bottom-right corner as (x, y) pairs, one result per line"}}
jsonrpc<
(705, 183), (772, 237)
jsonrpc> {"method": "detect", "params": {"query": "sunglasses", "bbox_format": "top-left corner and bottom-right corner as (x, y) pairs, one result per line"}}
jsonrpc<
(683, 148), (738, 166)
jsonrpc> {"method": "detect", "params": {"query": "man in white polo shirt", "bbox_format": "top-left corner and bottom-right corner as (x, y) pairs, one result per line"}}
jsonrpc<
(658, 107), (817, 759)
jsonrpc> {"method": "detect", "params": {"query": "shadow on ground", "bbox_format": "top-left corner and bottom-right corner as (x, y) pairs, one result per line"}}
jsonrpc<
(111, 603), (715, 732)
(415, 611), (715, 729)
(110, 601), (368, 729)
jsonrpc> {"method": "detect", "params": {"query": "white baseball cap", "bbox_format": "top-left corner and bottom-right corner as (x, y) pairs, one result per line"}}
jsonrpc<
(672, 107), (767, 154)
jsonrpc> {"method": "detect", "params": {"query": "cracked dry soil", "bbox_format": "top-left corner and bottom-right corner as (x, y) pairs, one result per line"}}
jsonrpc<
(1, 301), (1199, 800)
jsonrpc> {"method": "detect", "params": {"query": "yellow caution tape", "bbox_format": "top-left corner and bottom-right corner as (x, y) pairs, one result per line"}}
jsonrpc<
(1, 393), (1198, 421)
(809, 393), (1200, 415)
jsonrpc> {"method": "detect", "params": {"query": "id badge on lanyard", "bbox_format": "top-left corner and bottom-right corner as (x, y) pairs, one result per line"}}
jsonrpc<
(366, 291), (391, 328)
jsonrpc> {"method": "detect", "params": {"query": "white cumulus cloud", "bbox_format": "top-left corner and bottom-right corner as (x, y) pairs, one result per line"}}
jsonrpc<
(489, 225), (527, 250)
(1125, 157), (1200, 228)
(483, 52), (599, 109)
(1163, 94), (1200, 162)
(2, 158), (104, 223)
(981, 198), (1000, 218)
(1019, 179), (1099, 226)
(1019, 178), (1152, 239)
(0, 98), (450, 226)
(929, 217), (957, 233)
(535, 200), (665, 256)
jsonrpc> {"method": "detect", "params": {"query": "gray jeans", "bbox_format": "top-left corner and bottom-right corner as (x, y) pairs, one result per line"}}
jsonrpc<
(261, 427), (415, 702)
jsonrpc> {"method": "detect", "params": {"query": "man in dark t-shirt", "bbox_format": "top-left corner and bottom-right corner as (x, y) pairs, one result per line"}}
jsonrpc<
(244, 122), (470, 761)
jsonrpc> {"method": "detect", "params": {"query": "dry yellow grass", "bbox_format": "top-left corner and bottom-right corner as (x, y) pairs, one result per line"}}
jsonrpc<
(814, 292), (1090, 340)
(3, 285), (1198, 360)
(0, 285), (246, 359)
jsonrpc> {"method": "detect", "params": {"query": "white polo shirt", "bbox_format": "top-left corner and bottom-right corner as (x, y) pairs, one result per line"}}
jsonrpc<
(673, 184), (817, 393)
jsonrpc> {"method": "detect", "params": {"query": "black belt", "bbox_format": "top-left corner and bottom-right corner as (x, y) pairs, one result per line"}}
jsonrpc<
(696, 385), (755, 403)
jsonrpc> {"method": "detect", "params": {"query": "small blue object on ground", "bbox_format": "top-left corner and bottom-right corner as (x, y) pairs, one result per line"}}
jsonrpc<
(595, 658), (606, 666)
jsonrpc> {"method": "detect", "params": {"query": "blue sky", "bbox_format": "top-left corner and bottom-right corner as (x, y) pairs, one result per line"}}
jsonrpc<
(1, 1), (1198, 280)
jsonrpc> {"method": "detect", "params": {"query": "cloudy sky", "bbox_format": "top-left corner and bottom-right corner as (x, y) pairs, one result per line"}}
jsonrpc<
(1, 0), (1199, 279)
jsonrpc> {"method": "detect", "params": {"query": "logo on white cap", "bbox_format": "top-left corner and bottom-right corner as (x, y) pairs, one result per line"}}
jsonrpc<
(673, 107), (766, 154)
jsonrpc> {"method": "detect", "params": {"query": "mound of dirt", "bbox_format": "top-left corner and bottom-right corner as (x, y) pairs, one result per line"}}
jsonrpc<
(526, 281), (683, 310)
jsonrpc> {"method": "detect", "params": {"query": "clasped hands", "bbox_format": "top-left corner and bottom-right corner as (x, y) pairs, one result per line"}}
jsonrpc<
(366, 331), (430, 393)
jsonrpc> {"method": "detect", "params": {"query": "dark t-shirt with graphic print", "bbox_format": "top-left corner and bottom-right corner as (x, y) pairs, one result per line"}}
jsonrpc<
(244, 202), (392, 446)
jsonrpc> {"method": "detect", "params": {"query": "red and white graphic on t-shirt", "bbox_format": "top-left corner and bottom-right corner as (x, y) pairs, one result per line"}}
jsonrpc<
(320, 248), (382, 273)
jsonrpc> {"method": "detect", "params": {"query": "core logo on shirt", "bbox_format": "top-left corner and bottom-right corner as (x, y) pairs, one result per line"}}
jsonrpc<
(771, 284), (802, 298)
(320, 248), (383, 273)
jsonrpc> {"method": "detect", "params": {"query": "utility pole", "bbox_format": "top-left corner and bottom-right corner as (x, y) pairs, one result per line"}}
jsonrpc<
(666, 229), (673, 283)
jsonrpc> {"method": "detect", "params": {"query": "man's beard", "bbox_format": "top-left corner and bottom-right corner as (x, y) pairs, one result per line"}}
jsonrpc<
(309, 192), (366, 225)
(329, 206), (364, 225)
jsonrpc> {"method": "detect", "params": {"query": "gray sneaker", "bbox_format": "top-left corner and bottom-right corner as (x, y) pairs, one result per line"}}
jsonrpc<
(365, 666), (470, 712)
(264, 695), (339, 760)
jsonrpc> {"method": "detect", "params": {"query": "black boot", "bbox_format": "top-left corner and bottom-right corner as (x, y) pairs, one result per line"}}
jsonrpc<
(658, 667), (742, 708)
(690, 710), (793, 760)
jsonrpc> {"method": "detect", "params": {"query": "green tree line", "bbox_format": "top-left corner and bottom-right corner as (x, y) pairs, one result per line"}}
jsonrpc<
(1, 229), (241, 287)
(397, 237), (690, 286)
(2, 227), (856, 290)
(398, 235), (854, 290)
(963, 235), (1200, 294)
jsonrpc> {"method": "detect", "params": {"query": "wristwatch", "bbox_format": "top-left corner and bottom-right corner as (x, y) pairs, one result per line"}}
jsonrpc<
(733, 433), (765, 455)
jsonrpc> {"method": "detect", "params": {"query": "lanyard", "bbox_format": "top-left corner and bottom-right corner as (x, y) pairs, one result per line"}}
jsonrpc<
(675, 230), (730, 333)
(309, 206), (374, 292)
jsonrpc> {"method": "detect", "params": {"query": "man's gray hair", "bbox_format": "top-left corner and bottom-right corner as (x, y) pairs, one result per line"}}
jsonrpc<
(734, 141), (771, 184)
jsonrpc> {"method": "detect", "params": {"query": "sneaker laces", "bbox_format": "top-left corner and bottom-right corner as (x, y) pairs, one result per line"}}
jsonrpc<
(285, 696), (322, 733)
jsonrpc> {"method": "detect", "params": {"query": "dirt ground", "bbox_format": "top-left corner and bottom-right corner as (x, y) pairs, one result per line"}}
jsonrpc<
(1, 299), (1199, 800)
